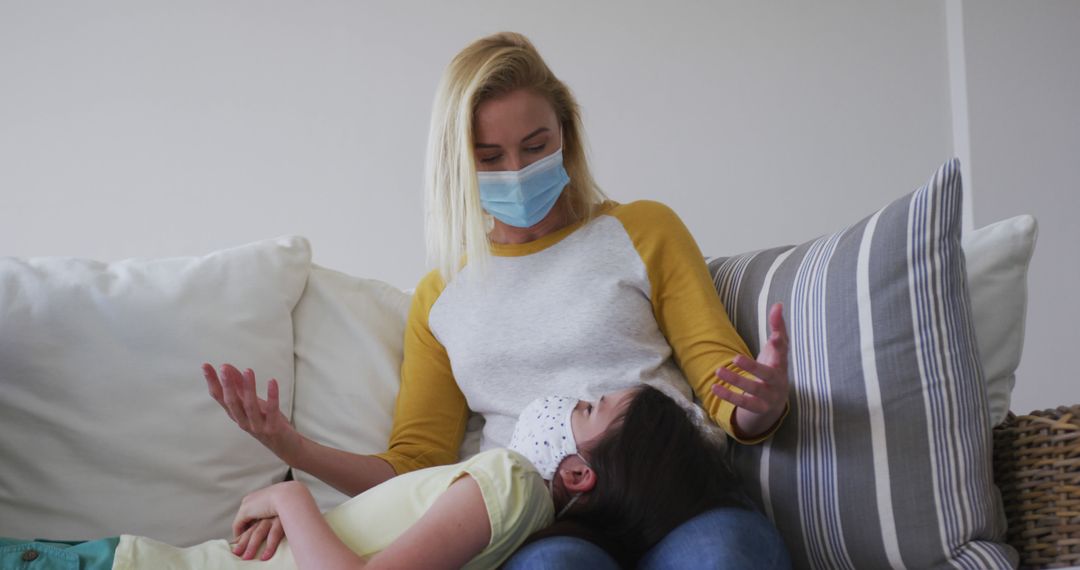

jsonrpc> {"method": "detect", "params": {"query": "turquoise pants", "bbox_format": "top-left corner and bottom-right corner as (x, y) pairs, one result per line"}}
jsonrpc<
(0, 537), (118, 570)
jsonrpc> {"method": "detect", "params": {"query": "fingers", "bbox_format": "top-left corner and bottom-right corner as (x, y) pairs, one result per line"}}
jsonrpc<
(263, 378), (280, 421)
(231, 518), (281, 560)
(767, 304), (791, 367)
(715, 366), (764, 395)
(713, 303), (792, 418)
(206, 362), (282, 436)
(203, 363), (238, 422)
(715, 363), (779, 415)
(732, 353), (787, 392)
(203, 363), (223, 402)
(734, 356), (786, 386)
(732, 354), (771, 379)
(221, 362), (259, 429)
(261, 518), (284, 560)
(242, 368), (265, 433)
(220, 364), (251, 430)
(760, 331), (789, 372)
(243, 518), (271, 560)
(232, 513), (251, 543)
(774, 332), (789, 371)
(712, 379), (771, 414)
(769, 302), (788, 339)
(232, 524), (252, 557)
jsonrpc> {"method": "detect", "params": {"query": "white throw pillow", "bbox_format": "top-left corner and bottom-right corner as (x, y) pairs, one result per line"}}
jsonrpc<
(290, 264), (410, 511)
(0, 236), (311, 546)
(963, 215), (1038, 426)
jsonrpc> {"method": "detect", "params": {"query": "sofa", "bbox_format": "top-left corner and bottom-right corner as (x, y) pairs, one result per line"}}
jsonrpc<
(1, 159), (1075, 569)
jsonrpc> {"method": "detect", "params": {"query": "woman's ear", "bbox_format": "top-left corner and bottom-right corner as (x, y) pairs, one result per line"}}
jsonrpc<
(557, 455), (596, 493)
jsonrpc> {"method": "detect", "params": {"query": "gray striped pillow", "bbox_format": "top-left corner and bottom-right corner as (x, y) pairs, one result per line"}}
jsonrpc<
(707, 159), (1017, 569)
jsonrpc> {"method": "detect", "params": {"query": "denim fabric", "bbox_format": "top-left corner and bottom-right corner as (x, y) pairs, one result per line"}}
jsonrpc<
(638, 508), (791, 569)
(503, 507), (791, 569)
(503, 536), (622, 570)
(0, 537), (118, 570)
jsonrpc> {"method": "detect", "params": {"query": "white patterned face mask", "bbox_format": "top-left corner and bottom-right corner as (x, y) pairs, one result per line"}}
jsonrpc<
(508, 395), (582, 481)
(509, 395), (592, 518)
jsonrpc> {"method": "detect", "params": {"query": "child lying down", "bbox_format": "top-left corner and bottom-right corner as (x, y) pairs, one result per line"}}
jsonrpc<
(1, 385), (749, 569)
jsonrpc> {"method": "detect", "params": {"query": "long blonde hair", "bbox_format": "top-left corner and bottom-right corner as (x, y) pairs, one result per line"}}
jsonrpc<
(424, 31), (609, 283)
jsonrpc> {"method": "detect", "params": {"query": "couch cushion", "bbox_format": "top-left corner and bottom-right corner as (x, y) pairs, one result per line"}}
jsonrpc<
(0, 236), (310, 546)
(290, 264), (410, 511)
(706, 159), (1017, 569)
(963, 215), (1038, 426)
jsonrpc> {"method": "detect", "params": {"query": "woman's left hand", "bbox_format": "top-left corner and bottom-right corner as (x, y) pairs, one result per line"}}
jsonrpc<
(711, 302), (790, 437)
(232, 482), (294, 542)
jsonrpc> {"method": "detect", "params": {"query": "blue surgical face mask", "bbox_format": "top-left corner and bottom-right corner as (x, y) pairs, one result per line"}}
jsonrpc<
(477, 147), (570, 228)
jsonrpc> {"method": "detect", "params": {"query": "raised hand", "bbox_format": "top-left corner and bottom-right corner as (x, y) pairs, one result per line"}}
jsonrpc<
(203, 363), (302, 462)
(711, 302), (790, 438)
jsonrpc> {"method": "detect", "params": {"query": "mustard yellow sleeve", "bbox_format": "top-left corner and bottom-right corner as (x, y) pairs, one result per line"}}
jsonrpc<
(613, 200), (786, 444)
(373, 269), (469, 474)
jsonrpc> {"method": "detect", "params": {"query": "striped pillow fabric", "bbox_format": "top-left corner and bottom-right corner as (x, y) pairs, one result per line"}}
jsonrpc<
(706, 159), (1017, 569)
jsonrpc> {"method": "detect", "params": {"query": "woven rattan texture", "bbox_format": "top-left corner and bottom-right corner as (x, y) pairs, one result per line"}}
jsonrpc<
(994, 405), (1080, 569)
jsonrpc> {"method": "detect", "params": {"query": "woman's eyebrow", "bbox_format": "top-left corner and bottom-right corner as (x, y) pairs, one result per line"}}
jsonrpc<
(474, 127), (550, 149)
(520, 127), (549, 141)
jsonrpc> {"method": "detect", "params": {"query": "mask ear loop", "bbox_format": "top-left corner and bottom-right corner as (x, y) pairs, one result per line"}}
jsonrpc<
(556, 492), (583, 519)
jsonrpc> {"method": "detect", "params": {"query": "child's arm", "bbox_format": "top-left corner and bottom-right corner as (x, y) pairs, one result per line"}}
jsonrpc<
(234, 481), (363, 569)
(242, 477), (492, 570)
(362, 474), (491, 570)
(270, 482), (365, 570)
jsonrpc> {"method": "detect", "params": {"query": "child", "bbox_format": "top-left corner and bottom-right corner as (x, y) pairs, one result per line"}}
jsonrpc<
(1, 385), (752, 569)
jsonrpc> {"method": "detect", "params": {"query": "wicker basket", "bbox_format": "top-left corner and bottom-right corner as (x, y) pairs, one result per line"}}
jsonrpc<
(993, 405), (1080, 569)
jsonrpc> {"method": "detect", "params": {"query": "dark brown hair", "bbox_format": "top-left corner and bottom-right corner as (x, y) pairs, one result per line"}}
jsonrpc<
(526, 384), (753, 566)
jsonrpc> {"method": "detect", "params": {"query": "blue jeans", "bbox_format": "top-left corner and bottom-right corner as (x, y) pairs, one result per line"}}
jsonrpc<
(503, 507), (791, 569)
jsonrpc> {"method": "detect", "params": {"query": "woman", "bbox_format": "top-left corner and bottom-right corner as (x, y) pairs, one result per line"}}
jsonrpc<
(206, 31), (792, 568)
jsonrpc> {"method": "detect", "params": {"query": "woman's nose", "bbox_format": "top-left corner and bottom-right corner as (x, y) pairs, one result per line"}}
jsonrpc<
(505, 153), (523, 172)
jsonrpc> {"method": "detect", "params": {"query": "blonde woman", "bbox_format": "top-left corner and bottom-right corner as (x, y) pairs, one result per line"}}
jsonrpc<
(208, 32), (792, 568)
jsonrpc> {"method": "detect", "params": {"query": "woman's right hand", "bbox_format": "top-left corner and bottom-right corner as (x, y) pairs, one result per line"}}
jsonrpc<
(203, 363), (302, 463)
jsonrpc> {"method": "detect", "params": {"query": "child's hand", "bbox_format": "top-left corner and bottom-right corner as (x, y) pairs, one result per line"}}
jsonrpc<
(232, 482), (295, 547)
(231, 516), (284, 560)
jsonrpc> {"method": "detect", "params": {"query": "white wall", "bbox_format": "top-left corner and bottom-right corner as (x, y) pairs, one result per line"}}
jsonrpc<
(955, 0), (1080, 414)
(0, 1), (952, 285)
(1, 2), (1074, 411)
